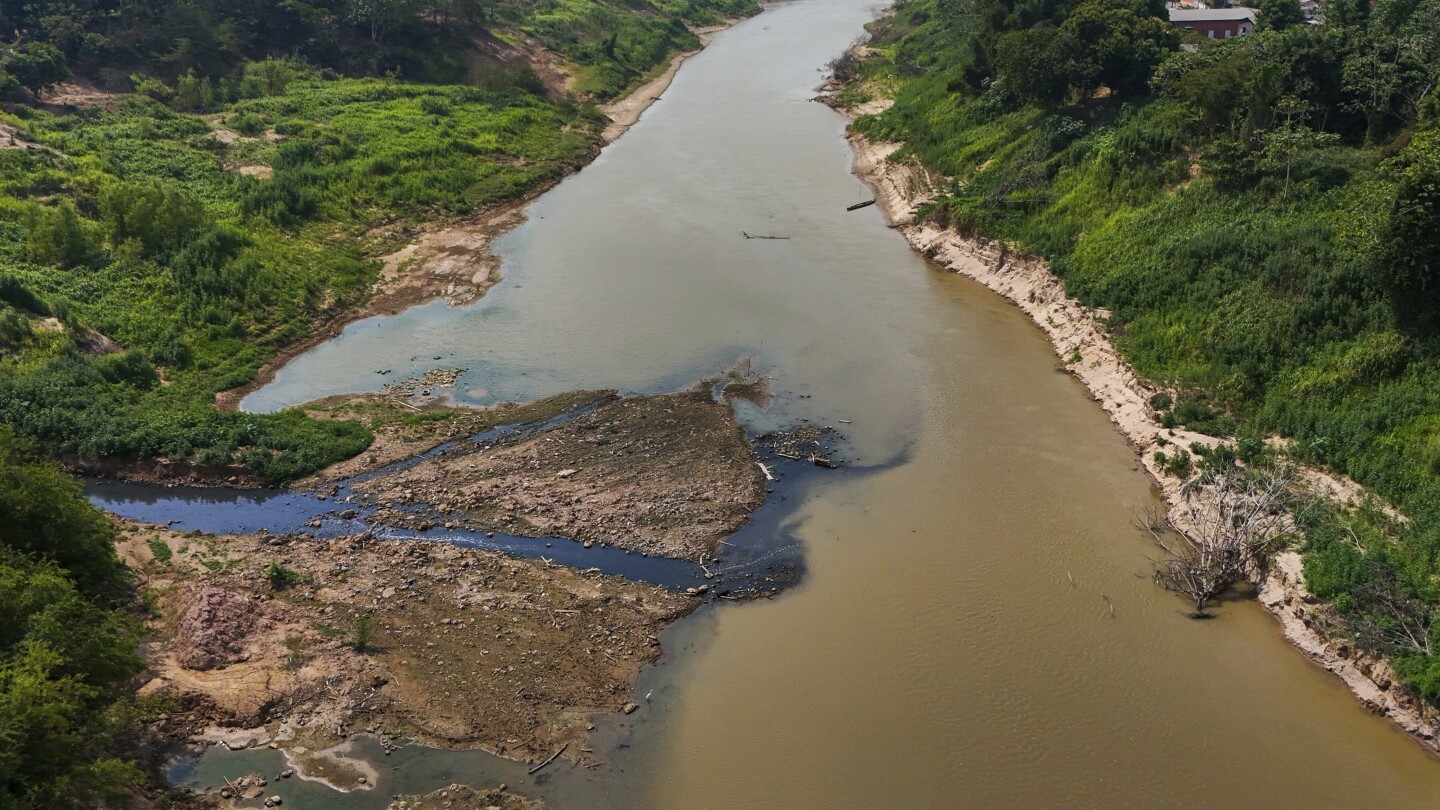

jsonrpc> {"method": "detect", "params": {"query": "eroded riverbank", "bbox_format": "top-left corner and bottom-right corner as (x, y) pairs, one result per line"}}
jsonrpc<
(840, 98), (1440, 752)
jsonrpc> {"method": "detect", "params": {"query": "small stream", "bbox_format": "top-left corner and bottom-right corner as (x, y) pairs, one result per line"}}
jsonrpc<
(87, 406), (826, 592)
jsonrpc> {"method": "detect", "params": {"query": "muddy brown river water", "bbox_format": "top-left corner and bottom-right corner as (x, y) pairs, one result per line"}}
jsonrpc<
(177, 0), (1440, 805)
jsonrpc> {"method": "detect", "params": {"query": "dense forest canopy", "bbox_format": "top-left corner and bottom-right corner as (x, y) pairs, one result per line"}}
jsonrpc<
(845, 0), (1440, 696)
(0, 427), (144, 808)
(0, 0), (754, 93)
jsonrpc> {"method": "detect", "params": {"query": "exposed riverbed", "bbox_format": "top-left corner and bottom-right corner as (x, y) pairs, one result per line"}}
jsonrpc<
(159, 0), (1440, 806)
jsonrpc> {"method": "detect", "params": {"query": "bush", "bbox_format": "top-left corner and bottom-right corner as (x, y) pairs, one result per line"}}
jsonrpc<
(263, 561), (303, 590)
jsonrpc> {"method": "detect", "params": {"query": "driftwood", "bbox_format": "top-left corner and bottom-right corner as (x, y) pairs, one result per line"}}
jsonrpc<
(757, 461), (774, 480)
(742, 231), (790, 240)
(529, 743), (568, 775)
(1144, 464), (1296, 616)
(846, 199), (877, 211)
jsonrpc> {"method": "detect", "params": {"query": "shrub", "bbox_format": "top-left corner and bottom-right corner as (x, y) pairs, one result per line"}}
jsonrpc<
(350, 611), (377, 652)
(263, 561), (303, 590)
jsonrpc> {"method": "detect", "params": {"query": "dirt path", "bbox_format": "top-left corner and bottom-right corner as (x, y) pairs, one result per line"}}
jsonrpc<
(839, 102), (1440, 753)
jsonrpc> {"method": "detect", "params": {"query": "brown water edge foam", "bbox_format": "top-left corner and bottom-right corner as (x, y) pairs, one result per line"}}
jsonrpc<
(214, 16), (751, 415)
(841, 100), (1440, 753)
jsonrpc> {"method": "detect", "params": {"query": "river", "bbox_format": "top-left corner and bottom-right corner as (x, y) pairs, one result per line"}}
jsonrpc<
(176, 0), (1440, 805)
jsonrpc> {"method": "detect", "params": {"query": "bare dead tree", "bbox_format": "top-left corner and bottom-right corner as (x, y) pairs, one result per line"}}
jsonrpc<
(825, 35), (869, 85)
(1143, 465), (1297, 617)
(1348, 561), (1436, 657)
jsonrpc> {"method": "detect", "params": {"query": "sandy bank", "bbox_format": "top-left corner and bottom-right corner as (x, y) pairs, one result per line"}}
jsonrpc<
(598, 22), (735, 143)
(842, 111), (1440, 752)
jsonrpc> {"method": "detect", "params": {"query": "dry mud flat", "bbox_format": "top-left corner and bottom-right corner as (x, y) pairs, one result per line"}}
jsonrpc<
(125, 527), (691, 781)
(389, 784), (544, 810)
(125, 389), (771, 805)
(317, 388), (767, 560)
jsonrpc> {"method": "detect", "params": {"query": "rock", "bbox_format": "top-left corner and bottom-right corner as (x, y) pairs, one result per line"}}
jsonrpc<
(622, 702), (638, 714)
(280, 769), (293, 778)
(264, 796), (282, 807)
(173, 584), (258, 671)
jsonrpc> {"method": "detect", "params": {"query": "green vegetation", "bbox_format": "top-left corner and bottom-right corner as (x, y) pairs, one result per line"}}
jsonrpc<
(0, 428), (145, 807)
(145, 536), (171, 563)
(350, 610), (378, 652)
(0, 0), (753, 485)
(846, 0), (1440, 694)
(264, 560), (305, 590)
(0, 0), (755, 98)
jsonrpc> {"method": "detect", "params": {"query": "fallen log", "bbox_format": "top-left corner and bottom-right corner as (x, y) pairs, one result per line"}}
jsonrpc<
(846, 199), (877, 211)
(529, 743), (568, 775)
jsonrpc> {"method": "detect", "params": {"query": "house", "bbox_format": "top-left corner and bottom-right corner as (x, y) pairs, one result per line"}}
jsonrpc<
(1167, 7), (1258, 38)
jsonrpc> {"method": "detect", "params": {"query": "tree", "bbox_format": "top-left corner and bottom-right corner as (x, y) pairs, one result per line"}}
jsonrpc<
(1258, 0), (1306, 30)
(0, 433), (143, 807)
(1377, 128), (1440, 329)
(1341, 0), (1440, 141)
(995, 27), (1072, 107)
(346, 0), (420, 42)
(1059, 0), (1180, 97)
(98, 180), (207, 256)
(0, 428), (127, 598)
(26, 201), (101, 271)
(2, 43), (70, 99)
(1255, 96), (1341, 191)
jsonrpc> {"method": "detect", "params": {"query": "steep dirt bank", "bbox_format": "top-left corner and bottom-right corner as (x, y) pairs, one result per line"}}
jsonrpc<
(840, 105), (1440, 752)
